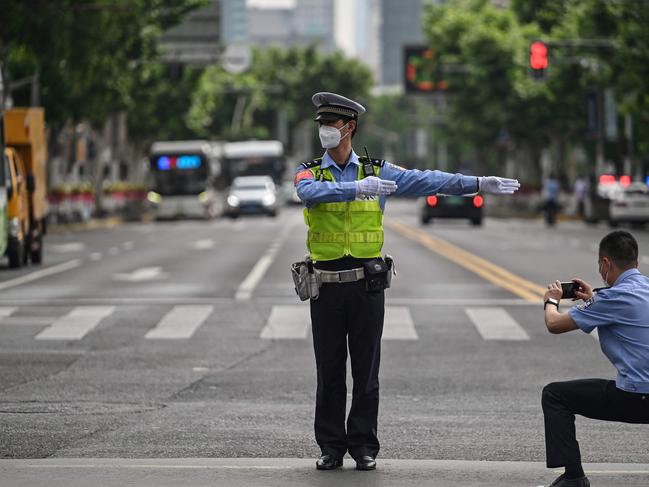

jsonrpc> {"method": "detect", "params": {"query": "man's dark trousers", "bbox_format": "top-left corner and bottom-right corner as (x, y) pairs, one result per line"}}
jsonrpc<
(310, 277), (384, 460)
(542, 378), (649, 468)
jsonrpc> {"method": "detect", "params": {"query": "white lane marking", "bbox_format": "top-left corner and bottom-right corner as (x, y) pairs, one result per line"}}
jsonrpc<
(145, 305), (213, 339)
(1, 315), (55, 326)
(193, 239), (215, 250)
(108, 247), (120, 256)
(383, 306), (418, 340)
(261, 305), (310, 339)
(88, 252), (102, 261)
(0, 307), (16, 317)
(35, 306), (115, 340)
(50, 242), (86, 253)
(0, 260), (81, 292)
(465, 307), (530, 341)
(235, 219), (297, 300)
(112, 267), (168, 282)
(260, 305), (419, 340)
(122, 241), (135, 250)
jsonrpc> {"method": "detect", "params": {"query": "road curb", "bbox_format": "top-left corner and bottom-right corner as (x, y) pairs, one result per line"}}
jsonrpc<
(48, 217), (124, 234)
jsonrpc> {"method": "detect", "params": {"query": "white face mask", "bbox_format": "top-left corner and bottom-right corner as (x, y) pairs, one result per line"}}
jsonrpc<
(319, 123), (349, 149)
(599, 260), (609, 286)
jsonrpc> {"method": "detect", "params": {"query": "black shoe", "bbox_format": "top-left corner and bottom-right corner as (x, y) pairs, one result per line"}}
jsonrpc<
(355, 455), (376, 471)
(316, 454), (343, 470)
(547, 473), (590, 487)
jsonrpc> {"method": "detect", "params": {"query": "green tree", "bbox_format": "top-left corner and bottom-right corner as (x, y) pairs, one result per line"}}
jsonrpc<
(1, 0), (206, 126)
(421, 0), (594, 181)
(187, 46), (373, 148)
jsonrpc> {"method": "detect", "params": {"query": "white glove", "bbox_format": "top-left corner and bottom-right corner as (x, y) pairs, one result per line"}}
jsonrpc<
(356, 176), (398, 197)
(478, 176), (520, 195)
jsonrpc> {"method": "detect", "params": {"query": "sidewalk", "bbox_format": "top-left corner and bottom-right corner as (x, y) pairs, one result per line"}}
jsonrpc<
(2, 458), (648, 487)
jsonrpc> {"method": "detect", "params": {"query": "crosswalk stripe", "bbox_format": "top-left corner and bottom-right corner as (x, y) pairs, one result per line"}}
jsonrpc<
(145, 305), (213, 339)
(260, 305), (419, 340)
(35, 306), (115, 340)
(465, 307), (530, 341)
(261, 305), (310, 339)
(0, 307), (16, 318)
(383, 306), (418, 340)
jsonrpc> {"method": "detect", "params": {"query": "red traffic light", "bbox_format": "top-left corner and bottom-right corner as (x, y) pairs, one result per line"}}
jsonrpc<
(530, 41), (548, 70)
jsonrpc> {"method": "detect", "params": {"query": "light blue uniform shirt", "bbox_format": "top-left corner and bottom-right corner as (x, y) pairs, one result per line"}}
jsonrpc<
(295, 150), (479, 210)
(569, 268), (649, 393)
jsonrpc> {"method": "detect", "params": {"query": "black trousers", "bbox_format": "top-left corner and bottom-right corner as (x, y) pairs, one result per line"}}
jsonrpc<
(310, 279), (384, 459)
(542, 379), (649, 468)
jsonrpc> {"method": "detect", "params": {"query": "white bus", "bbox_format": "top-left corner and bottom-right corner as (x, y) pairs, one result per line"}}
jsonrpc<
(222, 140), (285, 186)
(147, 140), (225, 219)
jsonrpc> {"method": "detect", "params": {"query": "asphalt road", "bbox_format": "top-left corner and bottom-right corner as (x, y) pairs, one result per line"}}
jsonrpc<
(1, 199), (648, 486)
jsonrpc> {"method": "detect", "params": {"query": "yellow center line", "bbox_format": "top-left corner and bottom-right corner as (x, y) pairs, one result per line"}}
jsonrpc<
(385, 219), (546, 303)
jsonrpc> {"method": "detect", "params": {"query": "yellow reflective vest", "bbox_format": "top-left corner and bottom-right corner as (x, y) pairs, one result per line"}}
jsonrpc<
(303, 158), (384, 261)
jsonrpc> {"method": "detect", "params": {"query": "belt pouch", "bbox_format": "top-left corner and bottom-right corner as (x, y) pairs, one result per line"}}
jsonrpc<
(291, 261), (320, 301)
(363, 258), (389, 293)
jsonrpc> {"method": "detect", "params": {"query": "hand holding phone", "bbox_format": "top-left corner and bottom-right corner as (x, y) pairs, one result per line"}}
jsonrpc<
(560, 281), (579, 300)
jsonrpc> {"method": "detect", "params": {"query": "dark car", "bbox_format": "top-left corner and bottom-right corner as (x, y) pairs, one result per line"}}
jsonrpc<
(420, 194), (484, 226)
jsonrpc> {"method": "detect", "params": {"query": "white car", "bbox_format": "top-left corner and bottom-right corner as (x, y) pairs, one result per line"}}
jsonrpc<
(225, 175), (279, 218)
(609, 182), (649, 227)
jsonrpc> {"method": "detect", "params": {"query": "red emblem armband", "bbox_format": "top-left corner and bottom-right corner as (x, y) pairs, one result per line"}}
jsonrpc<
(294, 170), (314, 185)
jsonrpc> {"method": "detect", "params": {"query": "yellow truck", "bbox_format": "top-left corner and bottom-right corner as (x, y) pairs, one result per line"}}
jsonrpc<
(2, 108), (48, 267)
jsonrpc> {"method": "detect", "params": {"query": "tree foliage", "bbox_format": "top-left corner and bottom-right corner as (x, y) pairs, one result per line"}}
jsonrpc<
(1, 0), (206, 127)
(420, 0), (649, 180)
(187, 46), (373, 145)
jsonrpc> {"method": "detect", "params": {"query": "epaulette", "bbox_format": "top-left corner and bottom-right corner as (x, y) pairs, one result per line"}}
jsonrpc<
(300, 158), (322, 169)
(359, 156), (385, 167)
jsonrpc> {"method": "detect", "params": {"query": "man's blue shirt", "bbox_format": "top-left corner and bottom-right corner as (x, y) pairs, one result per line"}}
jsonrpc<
(569, 268), (649, 393)
(295, 150), (479, 210)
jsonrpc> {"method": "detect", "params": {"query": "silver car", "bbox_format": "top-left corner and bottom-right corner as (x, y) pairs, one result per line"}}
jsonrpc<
(609, 182), (649, 228)
(225, 175), (279, 218)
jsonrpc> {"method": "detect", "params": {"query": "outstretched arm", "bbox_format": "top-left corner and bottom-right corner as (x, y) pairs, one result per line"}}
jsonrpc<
(381, 163), (519, 197)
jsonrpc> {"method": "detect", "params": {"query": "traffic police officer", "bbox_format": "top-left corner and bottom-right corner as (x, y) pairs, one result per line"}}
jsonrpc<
(294, 92), (520, 471)
(542, 230), (649, 487)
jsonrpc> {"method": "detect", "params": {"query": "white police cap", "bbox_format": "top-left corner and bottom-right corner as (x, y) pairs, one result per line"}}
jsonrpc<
(312, 92), (366, 121)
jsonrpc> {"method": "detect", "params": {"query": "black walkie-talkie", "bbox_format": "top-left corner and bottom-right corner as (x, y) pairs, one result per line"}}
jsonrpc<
(362, 146), (374, 178)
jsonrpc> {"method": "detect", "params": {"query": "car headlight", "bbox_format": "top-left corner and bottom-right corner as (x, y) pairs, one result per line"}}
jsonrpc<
(262, 194), (276, 206)
(147, 191), (161, 204)
(227, 195), (240, 207)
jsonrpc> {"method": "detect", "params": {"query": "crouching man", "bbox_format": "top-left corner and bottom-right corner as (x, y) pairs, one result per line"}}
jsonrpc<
(541, 230), (649, 487)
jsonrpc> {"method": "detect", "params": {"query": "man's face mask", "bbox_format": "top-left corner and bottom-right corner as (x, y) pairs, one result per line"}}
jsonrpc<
(599, 258), (609, 286)
(319, 122), (350, 149)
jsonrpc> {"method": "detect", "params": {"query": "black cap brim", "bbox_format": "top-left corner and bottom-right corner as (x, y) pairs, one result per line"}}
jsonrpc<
(314, 113), (345, 122)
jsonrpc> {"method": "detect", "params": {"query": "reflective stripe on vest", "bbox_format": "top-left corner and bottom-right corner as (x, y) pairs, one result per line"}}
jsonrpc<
(303, 163), (383, 261)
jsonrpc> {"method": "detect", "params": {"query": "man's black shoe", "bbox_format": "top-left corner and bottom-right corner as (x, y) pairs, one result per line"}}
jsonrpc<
(355, 455), (376, 471)
(548, 473), (590, 487)
(315, 454), (343, 470)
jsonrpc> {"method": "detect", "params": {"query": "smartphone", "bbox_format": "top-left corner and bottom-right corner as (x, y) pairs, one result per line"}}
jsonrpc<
(561, 281), (579, 299)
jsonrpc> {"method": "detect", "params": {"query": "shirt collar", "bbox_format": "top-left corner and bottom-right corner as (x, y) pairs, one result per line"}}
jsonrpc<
(320, 149), (360, 170)
(614, 267), (640, 286)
